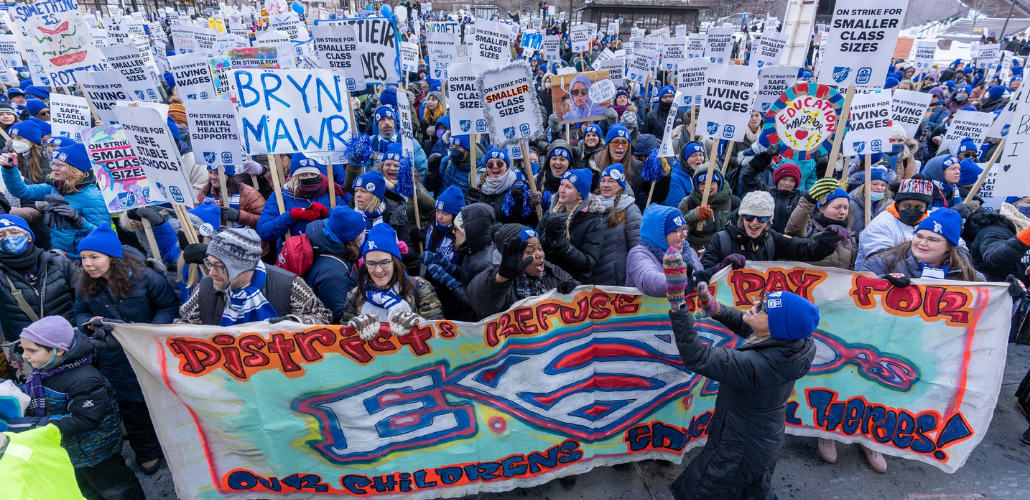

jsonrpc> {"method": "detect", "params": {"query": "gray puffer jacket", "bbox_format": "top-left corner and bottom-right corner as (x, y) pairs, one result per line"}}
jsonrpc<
(593, 194), (642, 286)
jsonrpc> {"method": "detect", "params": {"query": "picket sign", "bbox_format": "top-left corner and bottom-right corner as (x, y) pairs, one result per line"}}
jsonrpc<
(824, 85), (856, 178)
(968, 140), (1006, 207)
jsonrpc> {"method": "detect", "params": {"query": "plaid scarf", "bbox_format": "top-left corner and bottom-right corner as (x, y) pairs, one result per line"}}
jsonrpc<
(515, 272), (550, 300)
(221, 261), (279, 326)
(23, 351), (93, 417)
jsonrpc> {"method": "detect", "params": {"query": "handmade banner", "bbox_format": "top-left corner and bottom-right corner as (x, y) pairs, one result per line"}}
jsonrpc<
(13, 0), (105, 85)
(943, 110), (995, 149)
(477, 62), (544, 147)
(328, 18), (401, 84)
(448, 63), (488, 136)
(229, 48), (281, 70)
(49, 93), (93, 143)
(675, 59), (706, 107)
(309, 24), (366, 91)
(426, 32), (458, 80)
(111, 104), (195, 206)
(115, 263), (1009, 500)
(551, 71), (612, 124)
(697, 64), (759, 141)
(83, 124), (160, 213)
(171, 24), (198, 54)
(185, 99), (244, 167)
(819, 0), (910, 88)
(705, 27), (733, 64)
(843, 90), (892, 156)
(233, 68), (355, 155)
(254, 31), (295, 69)
(754, 65), (801, 113)
(763, 82), (843, 161)
(751, 31), (789, 68)
(891, 90), (933, 138)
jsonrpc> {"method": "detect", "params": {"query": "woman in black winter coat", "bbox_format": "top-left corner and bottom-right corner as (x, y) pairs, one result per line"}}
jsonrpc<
(739, 148), (806, 233)
(967, 198), (1030, 285)
(466, 147), (540, 228)
(303, 206), (363, 323)
(593, 164), (641, 286)
(537, 140), (575, 197)
(456, 203), (500, 288)
(596, 124), (669, 210)
(536, 168), (604, 284)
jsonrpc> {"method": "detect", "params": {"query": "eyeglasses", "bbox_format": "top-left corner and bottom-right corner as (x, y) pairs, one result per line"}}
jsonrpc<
(610, 139), (629, 147)
(365, 258), (394, 270)
(204, 260), (228, 274)
(38, 110), (50, 117)
(743, 215), (770, 223)
(486, 160), (506, 168)
(569, 89), (588, 96)
(756, 291), (770, 314)
(912, 233), (946, 245)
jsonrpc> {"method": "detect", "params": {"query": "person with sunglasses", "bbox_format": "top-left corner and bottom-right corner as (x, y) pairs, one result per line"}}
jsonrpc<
(465, 147), (540, 227)
(698, 191), (846, 283)
(24, 99), (49, 122)
(664, 251), (818, 500)
(342, 224), (442, 334)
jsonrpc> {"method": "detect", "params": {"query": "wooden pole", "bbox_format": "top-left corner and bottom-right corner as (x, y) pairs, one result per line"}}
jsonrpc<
(412, 163), (423, 253)
(267, 154), (290, 238)
(140, 219), (163, 260)
(966, 139), (1006, 202)
(216, 164), (230, 208)
(824, 85), (856, 178)
(521, 140), (544, 219)
(327, 162), (337, 208)
(247, 155), (261, 189)
(720, 141), (734, 175)
(77, 83), (103, 124)
(864, 153), (872, 229)
(696, 140), (720, 230)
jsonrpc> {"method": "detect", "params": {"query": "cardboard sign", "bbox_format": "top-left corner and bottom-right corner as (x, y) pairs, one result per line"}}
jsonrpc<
(763, 82), (844, 161)
(79, 70), (135, 124)
(49, 93), (93, 143)
(233, 69), (355, 155)
(594, 58), (624, 82)
(913, 40), (937, 71)
(843, 90), (893, 156)
(542, 35), (561, 61)
(309, 24), (366, 91)
(659, 91), (683, 157)
(625, 50), (655, 85)
(12, 0), (105, 85)
(426, 32), (458, 80)
(473, 20), (510, 65)
(83, 124), (160, 213)
(676, 59), (707, 107)
(697, 64), (759, 141)
(229, 47), (281, 70)
(662, 37), (687, 71)
(754, 65), (801, 113)
(751, 31), (789, 68)
(890, 89), (933, 138)
(819, 0), (910, 88)
(112, 104), (195, 206)
(477, 62), (543, 147)
(101, 44), (162, 102)
(448, 63), (488, 135)
(552, 70), (613, 124)
(570, 24), (594, 52)
(943, 110), (995, 148)
(705, 27), (733, 64)
(185, 99), (244, 167)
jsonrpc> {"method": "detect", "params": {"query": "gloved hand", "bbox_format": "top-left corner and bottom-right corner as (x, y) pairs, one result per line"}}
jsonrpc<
(47, 204), (83, 229)
(813, 224), (849, 243)
(43, 193), (66, 205)
(527, 189), (542, 207)
(89, 318), (124, 350)
(465, 187), (483, 204)
(182, 243), (208, 265)
(511, 185), (526, 204)
(427, 153), (442, 175)
(389, 311), (423, 337)
(880, 273), (911, 288)
(1006, 275), (1027, 300)
(397, 240), (410, 256)
(684, 205), (714, 226)
(808, 177), (841, 201)
(308, 202), (328, 218)
(220, 207), (240, 222)
(241, 161), (264, 175)
(348, 314), (381, 341)
(693, 282), (721, 319)
(419, 251), (440, 266)
(428, 263), (461, 291)
(497, 237), (532, 280)
(267, 316), (290, 324)
(664, 248), (688, 308)
(290, 206), (320, 221)
(749, 150), (774, 172)
(558, 280), (577, 294)
(128, 206), (166, 226)
(544, 216), (566, 242)
(714, 254), (746, 272)
(540, 190), (553, 211)
(409, 226), (423, 245)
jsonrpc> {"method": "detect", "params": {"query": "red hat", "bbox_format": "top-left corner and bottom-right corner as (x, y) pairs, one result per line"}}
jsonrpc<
(773, 162), (802, 185)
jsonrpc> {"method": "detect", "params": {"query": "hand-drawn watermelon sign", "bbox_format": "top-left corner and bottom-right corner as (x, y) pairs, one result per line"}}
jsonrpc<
(763, 83), (843, 161)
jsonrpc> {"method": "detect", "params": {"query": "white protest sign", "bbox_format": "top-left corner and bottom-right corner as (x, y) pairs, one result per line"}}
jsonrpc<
(705, 27), (734, 64)
(588, 79), (617, 104)
(631, 28), (645, 39)
(336, 18), (402, 84)
(476, 63), (543, 147)
(754, 65), (801, 113)
(608, 21), (620, 36)
(676, 59), (707, 107)
(0, 35), (20, 68)
(111, 104), (195, 206)
(101, 44), (162, 101)
(542, 35), (561, 61)
(676, 25), (688, 38)
(697, 64), (759, 141)
(570, 24), (593, 52)
(686, 34), (705, 59)
(819, 0), (909, 88)
(986, 88), (1020, 139)
(426, 31), (457, 79)
(308, 24), (366, 92)
(12, 0), (106, 86)
(625, 50), (655, 85)
(185, 99), (245, 167)
(890, 89), (933, 138)
(168, 54), (218, 101)
(594, 58), (625, 82)
(843, 90), (893, 156)
(982, 89), (1030, 210)
(193, 27), (220, 57)
(751, 31), (789, 68)
(79, 70), (134, 123)
(662, 37), (687, 71)
(473, 20), (510, 65)
(400, 41), (420, 74)
(49, 93), (93, 142)
(659, 91), (684, 157)
(913, 40), (937, 71)
(233, 69), (355, 155)
(977, 44), (1001, 69)
(943, 110), (995, 148)
(448, 62), (488, 135)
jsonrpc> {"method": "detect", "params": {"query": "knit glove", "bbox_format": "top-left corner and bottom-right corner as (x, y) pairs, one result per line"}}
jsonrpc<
(464, 187), (483, 204)
(749, 150), (774, 172)
(663, 248), (688, 309)
(241, 161), (264, 175)
(527, 189), (542, 208)
(684, 205), (714, 226)
(544, 215), (566, 242)
(348, 314), (381, 341)
(182, 243), (208, 265)
(421, 251), (457, 275)
(880, 273), (911, 288)
(220, 207), (240, 222)
(813, 224), (849, 243)
(693, 282), (721, 319)
(309, 202), (329, 218)
(428, 263), (461, 291)
(289, 206), (320, 221)
(127, 206), (166, 226)
(808, 177), (841, 201)
(714, 253), (746, 272)
(389, 311), (422, 337)
(498, 237), (532, 280)
(88, 318), (124, 350)
(1006, 275), (1027, 300)
(409, 226), (423, 245)
(558, 280), (577, 294)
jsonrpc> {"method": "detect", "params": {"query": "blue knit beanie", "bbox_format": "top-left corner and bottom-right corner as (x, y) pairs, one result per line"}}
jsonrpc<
(956, 139), (977, 155)
(374, 105), (396, 125)
(657, 85), (675, 99)
(383, 141), (403, 162)
(354, 170), (387, 201)
(206, 164), (237, 177)
(868, 152), (883, 164)
(988, 85), (1007, 99)
(449, 134), (471, 150)
(605, 124), (630, 143)
(562, 168), (593, 200)
(46, 136), (75, 148)
(640, 204), (681, 248)
(915, 208), (962, 246)
(0, 214), (34, 239)
(870, 166), (890, 183)
(187, 198), (222, 237)
(663, 209), (687, 235)
(362, 222), (401, 260)
(26, 99), (48, 117)
(325, 205), (366, 243)
(166, 117), (179, 139)
(6, 88), (23, 98)
(25, 86), (49, 100)
(378, 87), (398, 110)
(9, 120), (41, 144)
(693, 169), (723, 191)
(817, 188), (850, 209)
(957, 159), (983, 186)
(290, 153), (324, 176)
(78, 225), (124, 258)
(486, 146), (509, 164)
(765, 291), (820, 341)
(885, 77), (899, 89)
(683, 141), (705, 158)
(634, 134), (659, 154)
(584, 123), (603, 143)
(601, 163), (627, 189)
(51, 143), (91, 173)
(435, 185), (465, 215)
(31, 118), (51, 138)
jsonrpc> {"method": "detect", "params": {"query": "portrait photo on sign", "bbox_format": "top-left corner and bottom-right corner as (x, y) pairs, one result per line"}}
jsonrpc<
(551, 70), (614, 124)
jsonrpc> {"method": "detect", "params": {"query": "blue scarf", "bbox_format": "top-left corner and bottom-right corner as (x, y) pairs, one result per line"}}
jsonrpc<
(361, 205), (386, 231)
(427, 223), (457, 264)
(221, 261), (279, 326)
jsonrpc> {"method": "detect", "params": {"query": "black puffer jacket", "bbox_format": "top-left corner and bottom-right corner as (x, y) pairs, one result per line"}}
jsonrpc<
(670, 307), (816, 500)
(458, 203), (499, 287)
(304, 219), (358, 323)
(698, 222), (836, 283)
(468, 262), (574, 319)
(967, 210), (1030, 285)
(0, 247), (77, 342)
(536, 196), (605, 284)
(740, 151), (806, 233)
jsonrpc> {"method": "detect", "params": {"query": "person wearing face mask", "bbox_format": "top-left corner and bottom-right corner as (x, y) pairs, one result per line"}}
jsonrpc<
(537, 140), (575, 197)
(862, 208), (984, 282)
(256, 154), (337, 250)
(418, 186), (471, 320)
(922, 154), (962, 208)
(741, 147), (807, 233)
(465, 147), (540, 227)
(428, 133), (485, 195)
(424, 115), (450, 156)
(945, 85), (971, 114)
(855, 177), (938, 270)
(468, 224), (578, 318)
(302, 205), (367, 323)
(678, 169), (740, 252)
(641, 86), (681, 142)
(848, 166), (894, 234)
(626, 204), (708, 297)
(1, 120), (51, 184)
(786, 180), (858, 269)
(341, 224), (442, 332)
(883, 123), (919, 180)
(593, 164), (641, 286)
(536, 169), (604, 284)
(699, 191), (845, 283)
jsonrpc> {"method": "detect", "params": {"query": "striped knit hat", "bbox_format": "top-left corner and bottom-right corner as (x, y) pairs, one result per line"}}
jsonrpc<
(206, 227), (262, 281)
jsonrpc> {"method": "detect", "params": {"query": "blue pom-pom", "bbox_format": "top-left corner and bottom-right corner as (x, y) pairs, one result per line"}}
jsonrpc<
(540, 190), (553, 212)
(346, 134), (374, 166)
(642, 149), (663, 182)
(395, 155), (415, 197)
